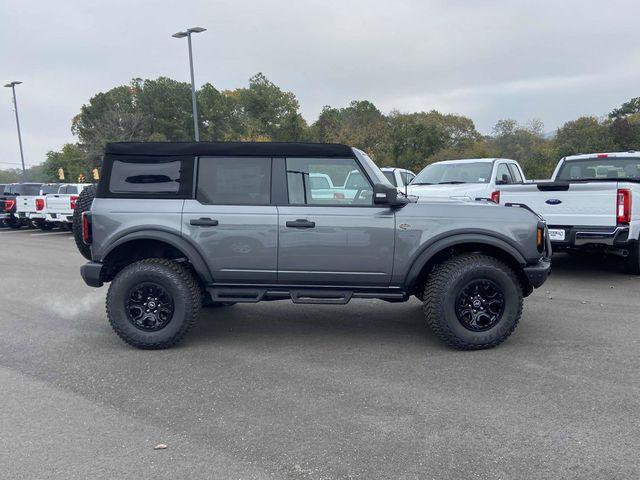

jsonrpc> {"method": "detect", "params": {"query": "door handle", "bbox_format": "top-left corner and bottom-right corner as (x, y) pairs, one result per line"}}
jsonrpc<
(190, 218), (219, 227)
(286, 219), (316, 229)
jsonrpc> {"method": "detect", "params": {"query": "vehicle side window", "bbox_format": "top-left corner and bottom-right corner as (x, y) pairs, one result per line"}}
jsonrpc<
(110, 158), (182, 194)
(495, 164), (514, 184)
(383, 171), (397, 186)
(286, 157), (373, 205)
(507, 164), (524, 183)
(197, 157), (271, 205)
(401, 172), (415, 185)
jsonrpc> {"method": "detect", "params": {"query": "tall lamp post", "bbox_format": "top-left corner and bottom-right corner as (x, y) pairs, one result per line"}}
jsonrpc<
(4, 81), (27, 179)
(172, 27), (206, 141)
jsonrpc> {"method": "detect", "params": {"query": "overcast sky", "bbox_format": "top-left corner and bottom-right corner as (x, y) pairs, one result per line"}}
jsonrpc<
(1, 0), (640, 168)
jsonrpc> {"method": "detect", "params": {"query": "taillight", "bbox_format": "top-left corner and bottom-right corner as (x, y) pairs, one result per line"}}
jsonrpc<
(82, 211), (92, 244)
(4, 199), (15, 212)
(617, 188), (632, 224)
(491, 190), (500, 204)
(70, 195), (79, 210)
(35, 198), (45, 211)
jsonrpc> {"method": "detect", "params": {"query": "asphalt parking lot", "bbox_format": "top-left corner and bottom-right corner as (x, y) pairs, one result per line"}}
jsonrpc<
(0, 226), (638, 479)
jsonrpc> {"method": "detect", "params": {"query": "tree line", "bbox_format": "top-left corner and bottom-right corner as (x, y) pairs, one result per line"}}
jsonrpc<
(2, 73), (640, 183)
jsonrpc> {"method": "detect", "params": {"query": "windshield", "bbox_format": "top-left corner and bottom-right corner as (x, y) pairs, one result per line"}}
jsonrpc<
(556, 157), (640, 181)
(413, 162), (493, 184)
(40, 184), (59, 195)
(14, 184), (42, 195)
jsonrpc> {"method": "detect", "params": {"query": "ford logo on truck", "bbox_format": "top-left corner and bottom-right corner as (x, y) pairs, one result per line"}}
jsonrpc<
(545, 199), (562, 205)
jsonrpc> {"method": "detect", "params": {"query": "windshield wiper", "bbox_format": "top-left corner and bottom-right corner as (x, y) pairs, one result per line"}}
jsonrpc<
(410, 182), (433, 185)
(438, 181), (466, 184)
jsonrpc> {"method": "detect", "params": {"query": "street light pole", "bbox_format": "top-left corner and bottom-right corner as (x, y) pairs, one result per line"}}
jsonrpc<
(4, 81), (27, 179)
(172, 27), (206, 142)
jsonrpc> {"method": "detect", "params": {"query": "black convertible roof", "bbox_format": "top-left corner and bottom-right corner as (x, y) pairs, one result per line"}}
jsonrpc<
(104, 141), (354, 158)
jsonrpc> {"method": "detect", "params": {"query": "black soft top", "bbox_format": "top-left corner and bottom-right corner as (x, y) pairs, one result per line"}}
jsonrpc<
(105, 141), (354, 158)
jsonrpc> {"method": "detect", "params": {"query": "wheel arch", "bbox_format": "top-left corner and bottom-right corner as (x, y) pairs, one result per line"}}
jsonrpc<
(99, 231), (212, 284)
(405, 234), (533, 298)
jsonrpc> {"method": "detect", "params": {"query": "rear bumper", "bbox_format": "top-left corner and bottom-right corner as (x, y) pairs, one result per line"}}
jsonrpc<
(550, 225), (630, 248)
(80, 262), (103, 288)
(523, 258), (552, 289)
(45, 212), (73, 223)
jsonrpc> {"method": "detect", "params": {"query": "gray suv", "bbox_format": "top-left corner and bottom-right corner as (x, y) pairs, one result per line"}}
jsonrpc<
(78, 142), (551, 350)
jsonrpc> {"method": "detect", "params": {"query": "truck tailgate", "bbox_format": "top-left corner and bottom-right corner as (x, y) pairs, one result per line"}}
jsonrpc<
(500, 182), (618, 227)
(46, 194), (72, 212)
(17, 195), (37, 213)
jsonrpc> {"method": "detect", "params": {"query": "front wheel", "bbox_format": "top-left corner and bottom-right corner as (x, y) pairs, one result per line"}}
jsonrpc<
(106, 259), (202, 349)
(422, 254), (523, 350)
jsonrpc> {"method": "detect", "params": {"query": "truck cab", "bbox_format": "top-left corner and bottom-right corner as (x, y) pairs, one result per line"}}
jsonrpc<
(407, 158), (526, 203)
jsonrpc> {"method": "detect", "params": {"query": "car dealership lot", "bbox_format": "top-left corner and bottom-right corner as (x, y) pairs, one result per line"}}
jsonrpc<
(0, 226), (638, 479)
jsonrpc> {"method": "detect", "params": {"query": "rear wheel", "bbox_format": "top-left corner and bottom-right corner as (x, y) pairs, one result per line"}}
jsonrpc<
(73, 184), (96, 260)
(6, 217), (21, 229)
(36, 220), (54, 231)
(106, 259), (202, 349)
(624, 241), (640, 275)
(422, 254), (523, 350)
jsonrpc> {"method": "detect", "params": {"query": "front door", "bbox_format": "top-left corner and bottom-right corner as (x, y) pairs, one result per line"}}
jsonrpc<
(182, 156), (278, 283)
(277, 156), (395, 286)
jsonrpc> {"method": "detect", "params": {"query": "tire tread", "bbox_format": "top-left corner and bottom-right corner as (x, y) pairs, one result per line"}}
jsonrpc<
(422, 253), (523, 350)
(106, 258), (202, 349)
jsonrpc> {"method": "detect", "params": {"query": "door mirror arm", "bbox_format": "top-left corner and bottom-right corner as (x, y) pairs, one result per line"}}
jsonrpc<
(373, 183), (410, 208)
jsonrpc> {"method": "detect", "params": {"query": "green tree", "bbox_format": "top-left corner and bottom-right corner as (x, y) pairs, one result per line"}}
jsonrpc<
(554, 116), (613, 158)
(312, 100), (389, 163)
(234, 73), (308, 141)
(609, 97), (640, 118)
(388, 111), (480, 170)
(42, 143), (89, 183)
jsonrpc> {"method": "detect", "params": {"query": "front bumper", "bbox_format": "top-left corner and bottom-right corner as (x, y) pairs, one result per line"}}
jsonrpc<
(80, 262), (103, 288)
(523, 257), (552, 289)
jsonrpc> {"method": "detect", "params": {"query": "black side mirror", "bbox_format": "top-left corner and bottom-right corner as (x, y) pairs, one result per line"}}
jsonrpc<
(373, 183), (409, 207)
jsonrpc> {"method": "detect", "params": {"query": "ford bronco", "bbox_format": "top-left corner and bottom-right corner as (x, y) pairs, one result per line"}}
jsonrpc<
(78, 142), (551, 350)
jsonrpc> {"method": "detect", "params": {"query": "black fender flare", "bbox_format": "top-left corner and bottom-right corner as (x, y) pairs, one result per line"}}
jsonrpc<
(100, 229), (213, 283)
(404, 232), (527, 291)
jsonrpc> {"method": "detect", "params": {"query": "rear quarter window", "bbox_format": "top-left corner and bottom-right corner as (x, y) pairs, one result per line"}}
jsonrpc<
(99, 155), (194, 198)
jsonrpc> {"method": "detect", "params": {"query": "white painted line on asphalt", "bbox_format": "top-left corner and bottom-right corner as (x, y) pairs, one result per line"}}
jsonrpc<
(30, 231), (71, 237)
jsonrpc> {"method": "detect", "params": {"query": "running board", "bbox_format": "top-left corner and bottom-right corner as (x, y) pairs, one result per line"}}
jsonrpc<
(206, 285), (407, 304)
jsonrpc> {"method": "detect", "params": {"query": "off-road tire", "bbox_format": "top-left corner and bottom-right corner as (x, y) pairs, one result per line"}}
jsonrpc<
(106, 258), (202, 349)
(422, 253), (523, 350)
(73, 184), (96, 260)
(624, 242), (640, 275)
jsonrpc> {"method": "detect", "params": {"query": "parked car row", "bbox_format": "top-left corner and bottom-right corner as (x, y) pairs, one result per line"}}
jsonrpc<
(0, 182), (93, 230)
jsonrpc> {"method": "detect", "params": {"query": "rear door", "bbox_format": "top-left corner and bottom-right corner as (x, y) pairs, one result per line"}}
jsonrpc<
(277, 156), (395, 286)
(182, 157), (278, 283)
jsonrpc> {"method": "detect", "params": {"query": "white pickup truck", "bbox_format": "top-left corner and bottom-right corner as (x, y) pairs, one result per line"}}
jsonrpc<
(500, 152), (640, 273)
(44, 183), (92, 229)
(407, 158), (526, 203)
(16, 183), (60, 230)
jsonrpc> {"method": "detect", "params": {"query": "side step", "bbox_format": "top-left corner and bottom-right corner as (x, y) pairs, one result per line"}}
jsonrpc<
(207, 285), (407, 305)
(290, 290), (352, 305)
